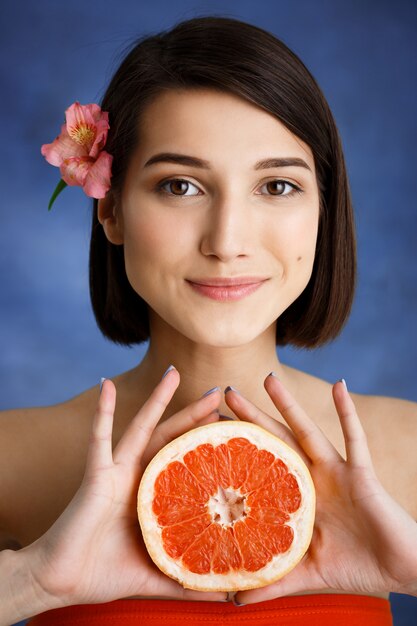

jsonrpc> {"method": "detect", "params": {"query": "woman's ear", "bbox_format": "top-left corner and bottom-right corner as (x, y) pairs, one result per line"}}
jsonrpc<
(97, 192), (124, 245)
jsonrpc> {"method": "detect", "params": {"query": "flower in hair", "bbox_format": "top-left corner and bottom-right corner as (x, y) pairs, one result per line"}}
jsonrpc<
(41, 102), (113, 209)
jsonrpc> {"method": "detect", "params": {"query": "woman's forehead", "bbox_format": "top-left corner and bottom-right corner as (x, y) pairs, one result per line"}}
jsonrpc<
(134, 88), (315, 172)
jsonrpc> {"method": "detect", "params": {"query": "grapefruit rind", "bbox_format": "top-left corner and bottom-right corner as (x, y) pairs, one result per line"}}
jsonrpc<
(138, 421), (315, 591)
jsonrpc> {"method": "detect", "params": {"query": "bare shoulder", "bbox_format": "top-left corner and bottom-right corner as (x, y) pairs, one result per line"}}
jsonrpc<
(0, 385), (99, 457)
(349, 391), (417, 519)
(351, 391), (417, 459)
(0, 387), (99, 546)
(352, 389), (417, 419)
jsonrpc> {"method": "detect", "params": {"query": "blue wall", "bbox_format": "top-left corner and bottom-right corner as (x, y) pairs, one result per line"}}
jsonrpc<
(1, 1), (416, 624)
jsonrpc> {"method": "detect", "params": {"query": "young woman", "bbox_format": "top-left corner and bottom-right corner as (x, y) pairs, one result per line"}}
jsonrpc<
(1, 16), (416, 626)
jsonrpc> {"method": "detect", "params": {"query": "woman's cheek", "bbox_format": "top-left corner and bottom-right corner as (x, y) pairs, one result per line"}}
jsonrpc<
(121, 213), (188, 294)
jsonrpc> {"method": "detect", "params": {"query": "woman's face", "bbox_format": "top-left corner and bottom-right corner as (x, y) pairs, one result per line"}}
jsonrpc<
(115, 88), (320, 347)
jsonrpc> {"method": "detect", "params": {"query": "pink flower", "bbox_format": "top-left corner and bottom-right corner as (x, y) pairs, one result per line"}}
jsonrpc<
(41, 102), (113, 200)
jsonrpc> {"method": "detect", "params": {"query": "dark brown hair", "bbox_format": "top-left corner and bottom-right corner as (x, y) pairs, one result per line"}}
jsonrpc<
(89, 15), (356, 348)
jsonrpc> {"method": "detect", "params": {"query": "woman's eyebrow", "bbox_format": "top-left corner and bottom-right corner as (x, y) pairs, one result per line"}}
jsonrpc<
(143, 152), (312, 171)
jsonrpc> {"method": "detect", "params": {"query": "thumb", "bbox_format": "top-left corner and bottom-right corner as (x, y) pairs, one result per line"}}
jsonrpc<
(234, 561), (322, 605)
(149, 572), (227, 603)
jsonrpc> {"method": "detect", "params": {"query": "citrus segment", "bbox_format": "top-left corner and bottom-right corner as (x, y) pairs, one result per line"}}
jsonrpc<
(154, 460), (209, 502)
(183, 444), (218, 495)
(138, 421), (315, 591)
(246, 474), (301, 514)
(233, 516), (273, 571)
(240, 448), (275, 491)
(181, 523), (221, 574)
(161, 513), (211, 559)
(215, 443), (231, 489)
(227, 437), (258, 489)
(211, 526), (243, 574)
(152, 495), (207, 526)
(266, 522), (294, 553)
(248, 506), (289, 525)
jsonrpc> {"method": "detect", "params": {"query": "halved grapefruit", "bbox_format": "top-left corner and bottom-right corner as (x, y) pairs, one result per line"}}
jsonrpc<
(137, 421), (315, 591)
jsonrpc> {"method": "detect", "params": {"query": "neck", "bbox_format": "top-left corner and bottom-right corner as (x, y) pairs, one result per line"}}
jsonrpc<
(129, 316), (295, 419)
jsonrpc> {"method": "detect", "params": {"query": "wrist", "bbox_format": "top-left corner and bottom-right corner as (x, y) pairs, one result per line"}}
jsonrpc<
(0, 546), (64, 624)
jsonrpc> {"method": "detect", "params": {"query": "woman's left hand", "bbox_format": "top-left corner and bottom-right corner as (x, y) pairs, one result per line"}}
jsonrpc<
(224, 376), (417, 604)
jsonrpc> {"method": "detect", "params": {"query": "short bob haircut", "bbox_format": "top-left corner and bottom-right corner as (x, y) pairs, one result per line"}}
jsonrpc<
(89, 15), (356, 349)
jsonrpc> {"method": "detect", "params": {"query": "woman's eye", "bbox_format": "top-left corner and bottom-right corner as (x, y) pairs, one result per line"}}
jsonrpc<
(157, 178), (201, 196)
(258, 180), (300, 196)
(156, 178), (301, 198)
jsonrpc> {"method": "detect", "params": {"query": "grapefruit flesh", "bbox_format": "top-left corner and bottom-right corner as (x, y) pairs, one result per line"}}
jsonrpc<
(138, 421), (315, 591)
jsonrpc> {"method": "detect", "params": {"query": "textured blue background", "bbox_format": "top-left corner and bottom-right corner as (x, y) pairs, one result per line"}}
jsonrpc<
(1, 0), (416, 624)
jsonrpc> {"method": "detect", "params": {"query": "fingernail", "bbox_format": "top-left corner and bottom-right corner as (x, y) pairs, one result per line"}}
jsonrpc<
(201, 386), (221, 397)
(232, 597), (245, 606)
(224, 386), (240, 394)
(162, 365), (176, 379)
(338, 378), (348, 390)
(100, 377), (106, 393)
(268, 371), (278, 378)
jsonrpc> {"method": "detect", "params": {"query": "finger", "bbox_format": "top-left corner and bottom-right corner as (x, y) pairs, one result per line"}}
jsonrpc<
(85, 378), (116, 473)
(142, 390), (222, 467)
(332, 380), (374, 470)
(224, 387), (307, 460)
(181, 588), (228, 602)
(264, 374), (342, 466)
(113, 367), (180, 466)
(234, 558), (324, 605)
(152, 573), (227, 602)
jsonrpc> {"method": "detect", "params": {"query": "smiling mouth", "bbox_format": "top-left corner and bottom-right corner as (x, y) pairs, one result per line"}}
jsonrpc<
(186, 277), (269, 302)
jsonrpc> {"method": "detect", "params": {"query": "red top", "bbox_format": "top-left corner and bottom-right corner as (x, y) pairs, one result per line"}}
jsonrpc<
(28, 593), (392, 625)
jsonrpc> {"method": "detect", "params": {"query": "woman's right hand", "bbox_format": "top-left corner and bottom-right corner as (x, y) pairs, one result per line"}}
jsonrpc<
(22, 367), (226, 611)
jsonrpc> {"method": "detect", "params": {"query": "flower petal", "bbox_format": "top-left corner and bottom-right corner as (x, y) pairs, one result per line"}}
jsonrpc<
(60, 156), (93, 187)
(65, 102), (110, 158)
(83, 104), (108, 128)
(67, 102), (101, 127)
(83, 151), (113, 198)
(41, 124), (88, 166)
(65, 102), (90, 132)
(89, 113), (110, 158)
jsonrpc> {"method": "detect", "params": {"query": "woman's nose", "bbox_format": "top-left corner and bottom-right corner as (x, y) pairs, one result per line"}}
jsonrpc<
(199, 195), (253, 262)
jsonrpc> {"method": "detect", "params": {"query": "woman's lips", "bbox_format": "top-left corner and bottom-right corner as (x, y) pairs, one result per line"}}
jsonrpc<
(186, 277), (268, 302)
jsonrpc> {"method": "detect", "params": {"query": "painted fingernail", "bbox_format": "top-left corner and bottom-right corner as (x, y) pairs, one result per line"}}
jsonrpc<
(224, 386), (240, 394)
(162, 365), (176, 379)
(219, 414), (236, 421)
(338, 378), (348, 390)
(201, 386), (221, 397)
(100, 377), (106, 393)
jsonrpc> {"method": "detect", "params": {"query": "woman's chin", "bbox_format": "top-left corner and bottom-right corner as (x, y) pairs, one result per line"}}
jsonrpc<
(148, 307), (276, 348)
(177, 323), (272, 349)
